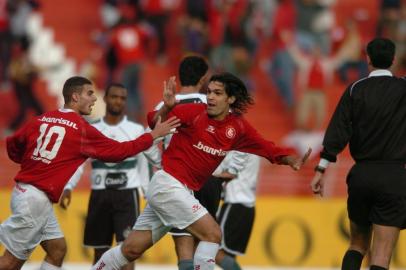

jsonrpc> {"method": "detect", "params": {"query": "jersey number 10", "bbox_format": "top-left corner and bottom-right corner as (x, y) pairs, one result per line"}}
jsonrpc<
(33, 123), (66, 161)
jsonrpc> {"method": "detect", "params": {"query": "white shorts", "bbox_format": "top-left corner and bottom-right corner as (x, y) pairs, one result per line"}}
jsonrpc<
(0, 183), (63, 260)
(134, 170), (208, 243)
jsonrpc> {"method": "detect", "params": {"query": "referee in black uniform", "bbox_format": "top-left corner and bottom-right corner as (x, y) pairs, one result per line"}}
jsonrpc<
(310, 37), (406, 270)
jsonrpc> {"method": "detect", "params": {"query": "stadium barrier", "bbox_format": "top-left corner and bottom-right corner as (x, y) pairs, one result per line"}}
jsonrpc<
(0, 190), (405, 268)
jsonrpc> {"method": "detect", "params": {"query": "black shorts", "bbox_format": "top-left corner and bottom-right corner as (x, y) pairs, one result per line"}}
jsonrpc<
(347, 162), (406, 229)
(169, 176), (223, 236)
(217, 203), (255, 255)
(84, 188), (140, 248)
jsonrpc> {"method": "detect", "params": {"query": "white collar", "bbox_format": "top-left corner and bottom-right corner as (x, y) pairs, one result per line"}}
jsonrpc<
(368, 69), (393, 77)
(101, 115), (127, 127)
(59, 108), (75, 113)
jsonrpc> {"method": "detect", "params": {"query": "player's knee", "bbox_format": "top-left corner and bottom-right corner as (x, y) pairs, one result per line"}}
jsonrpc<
(349, 244), (369, 255)
(205, 223), (222, 244)
(349, 236), (370, 255)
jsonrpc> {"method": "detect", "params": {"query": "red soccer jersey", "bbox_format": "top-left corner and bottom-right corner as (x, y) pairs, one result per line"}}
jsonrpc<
(148, 104), (293, 190)
(111, 24), (149, 66)
(6, 109), (153, 203)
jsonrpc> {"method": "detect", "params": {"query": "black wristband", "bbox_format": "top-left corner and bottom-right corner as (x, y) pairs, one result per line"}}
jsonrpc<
(314, 165), (326, 173)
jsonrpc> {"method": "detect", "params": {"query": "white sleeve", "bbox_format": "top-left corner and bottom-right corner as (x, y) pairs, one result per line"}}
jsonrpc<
(64, 163), (85, 190)
(155, 101), (164, 110)
(137, 153), (151, 195)
(143, 144), (162, 168)
(143, 126), (162, 168)
(223, 151), (249, 175)
(212, 151), (248, 176)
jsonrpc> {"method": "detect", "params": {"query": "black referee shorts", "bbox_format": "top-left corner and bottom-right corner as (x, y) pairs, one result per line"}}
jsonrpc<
(347, 162), (406, 229)
(84, 188), (140, 248)
(169, 176), (223, 236)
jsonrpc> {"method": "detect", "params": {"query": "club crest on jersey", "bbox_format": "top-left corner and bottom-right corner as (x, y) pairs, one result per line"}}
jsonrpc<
(225, 126), (236, 139)
(206, 125), (215, 134)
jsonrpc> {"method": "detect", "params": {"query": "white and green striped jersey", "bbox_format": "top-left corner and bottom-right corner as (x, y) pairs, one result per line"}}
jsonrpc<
(214, 151), (261, 207)
(65, 116), (160, 190)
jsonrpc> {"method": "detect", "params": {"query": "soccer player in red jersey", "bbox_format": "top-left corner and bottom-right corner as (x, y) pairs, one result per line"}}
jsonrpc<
(92, 72), (311, 270)
(0, 76), (180, 270)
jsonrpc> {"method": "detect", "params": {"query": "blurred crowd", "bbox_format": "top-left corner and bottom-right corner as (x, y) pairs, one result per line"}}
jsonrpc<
(0, 0), (42, 135)
(1, 0), (406, 135)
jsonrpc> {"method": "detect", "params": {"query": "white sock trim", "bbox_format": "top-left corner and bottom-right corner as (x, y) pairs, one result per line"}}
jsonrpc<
(91, 245), (130, 270)
(39, 261), (62, 270)
(112, 245), (130, 266)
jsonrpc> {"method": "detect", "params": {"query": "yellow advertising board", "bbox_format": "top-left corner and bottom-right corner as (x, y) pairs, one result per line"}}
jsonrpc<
(0, 190), (405, 267)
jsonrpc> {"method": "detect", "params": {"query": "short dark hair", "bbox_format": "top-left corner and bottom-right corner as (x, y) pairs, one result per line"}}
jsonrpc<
(63, 76), (92, 104)
(179, 55), (209, 86)
(105, 83), (126, 97)
(366, 38), (395, 69)
(209, 72), (254, 114)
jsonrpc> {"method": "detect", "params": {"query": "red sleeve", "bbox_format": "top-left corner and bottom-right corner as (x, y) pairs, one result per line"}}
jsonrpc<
(6, 122), (31, 164)
(147, 103), (206, 129)
(234, 119), (294, 164)
(80, 122), (153, 162)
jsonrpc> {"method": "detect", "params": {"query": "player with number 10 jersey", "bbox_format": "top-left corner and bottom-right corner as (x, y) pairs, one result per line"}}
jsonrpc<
(6, 109), (154, 203)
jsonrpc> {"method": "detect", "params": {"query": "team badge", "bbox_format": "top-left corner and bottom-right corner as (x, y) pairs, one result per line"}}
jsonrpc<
(225, 126), (236, 139)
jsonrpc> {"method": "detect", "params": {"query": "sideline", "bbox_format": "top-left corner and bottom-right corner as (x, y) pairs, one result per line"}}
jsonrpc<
(21, 263), (341, 270)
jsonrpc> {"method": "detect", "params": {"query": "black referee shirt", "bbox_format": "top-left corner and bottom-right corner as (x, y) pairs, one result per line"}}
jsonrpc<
(321, 69), (406, 163)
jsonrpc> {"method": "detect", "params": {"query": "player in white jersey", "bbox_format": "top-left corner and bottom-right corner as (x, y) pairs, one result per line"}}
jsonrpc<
(213, 151), (261, 270)
(59, 83), (160, 270)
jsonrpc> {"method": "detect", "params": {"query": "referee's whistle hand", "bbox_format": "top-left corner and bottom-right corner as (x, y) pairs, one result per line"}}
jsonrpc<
(310, 172), (324, 197)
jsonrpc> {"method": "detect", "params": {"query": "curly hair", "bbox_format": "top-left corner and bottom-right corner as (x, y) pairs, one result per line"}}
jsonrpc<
(209, 72), (254, 114)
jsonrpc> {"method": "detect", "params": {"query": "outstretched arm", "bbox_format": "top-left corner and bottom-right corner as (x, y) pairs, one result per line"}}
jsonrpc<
(81, 117), (179, 163)
(149, 116), (180, 140)
(234, 118), (311, 170)
(280, 148), (312, 170)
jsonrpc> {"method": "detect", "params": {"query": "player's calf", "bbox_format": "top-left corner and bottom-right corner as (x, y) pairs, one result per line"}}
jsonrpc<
(41, 238), (67, 267)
